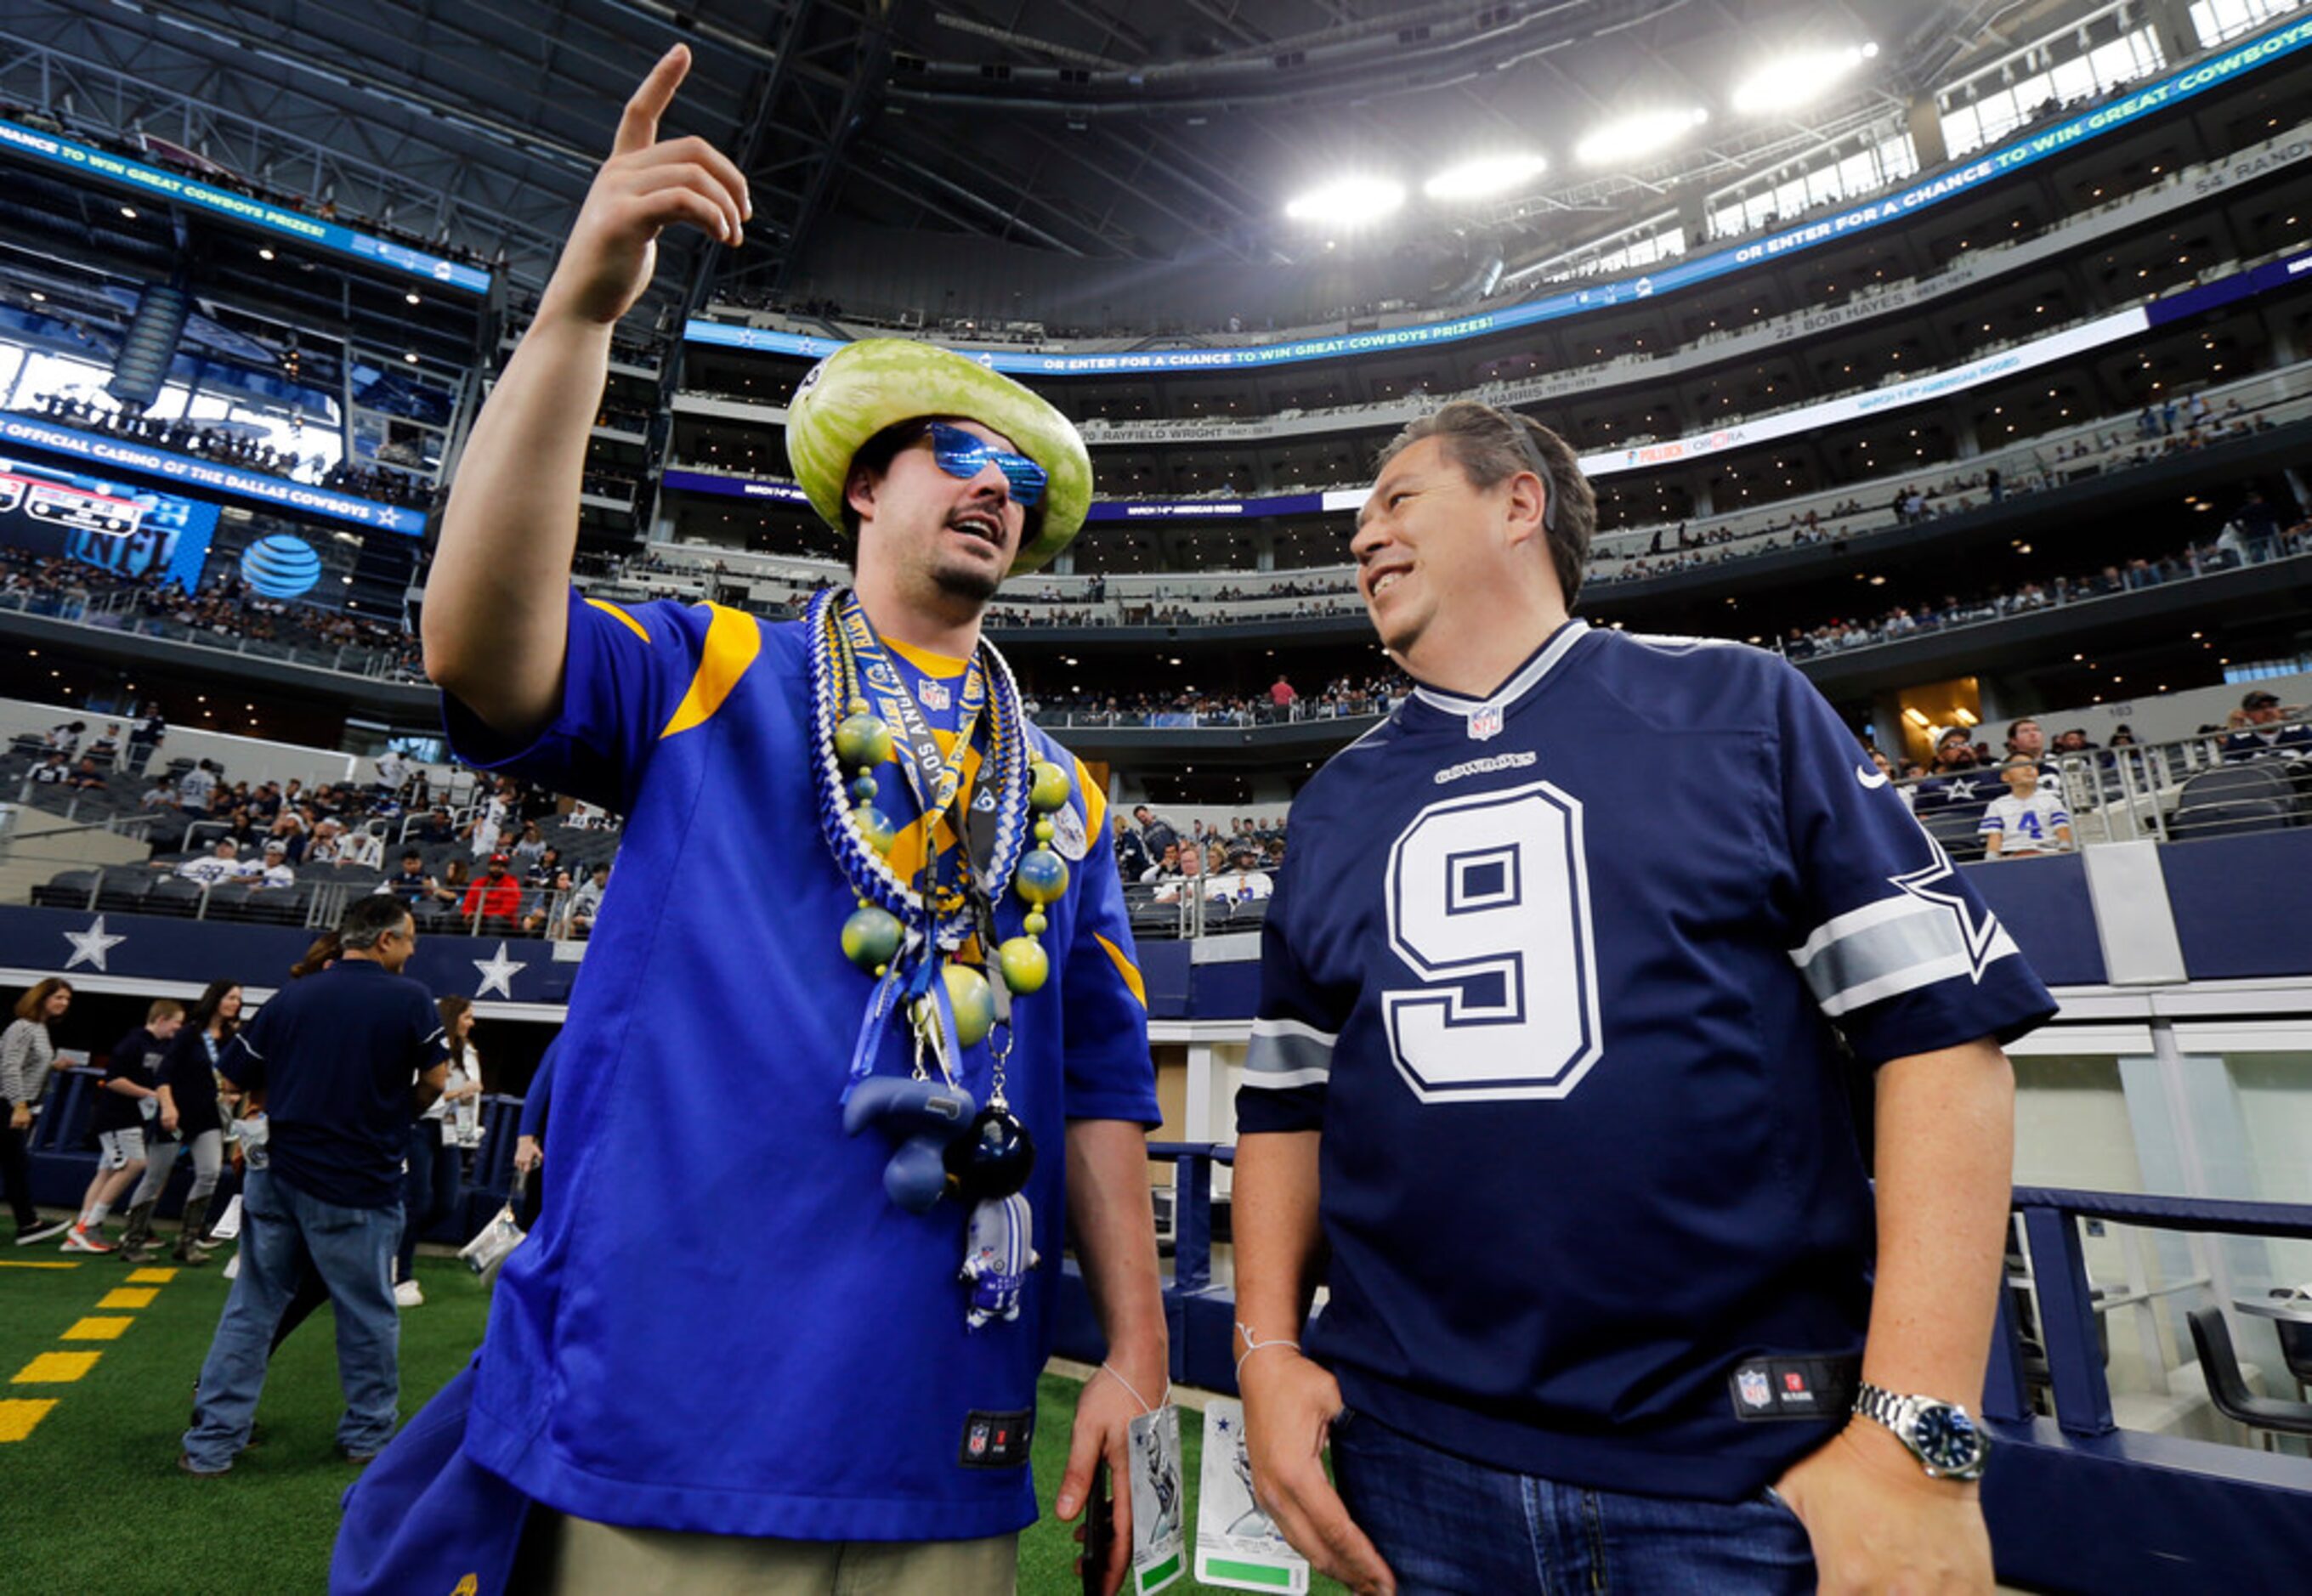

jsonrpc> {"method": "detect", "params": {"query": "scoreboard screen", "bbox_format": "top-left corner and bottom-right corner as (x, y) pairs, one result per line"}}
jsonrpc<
(0, 455), (218, 591)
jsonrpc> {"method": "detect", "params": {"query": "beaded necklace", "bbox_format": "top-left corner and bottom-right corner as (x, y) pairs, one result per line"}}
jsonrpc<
(807, 588), (1072, 1118)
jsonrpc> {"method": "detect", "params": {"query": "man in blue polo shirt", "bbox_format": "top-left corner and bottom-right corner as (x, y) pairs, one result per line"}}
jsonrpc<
(180, 894), (449, 1474)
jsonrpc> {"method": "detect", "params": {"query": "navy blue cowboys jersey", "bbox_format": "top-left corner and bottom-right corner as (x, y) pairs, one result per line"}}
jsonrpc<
(1238, 620), (2054, 1503)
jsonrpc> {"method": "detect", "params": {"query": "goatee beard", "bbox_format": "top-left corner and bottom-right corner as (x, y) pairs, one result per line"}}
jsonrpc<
(933, 564), (1001, 607)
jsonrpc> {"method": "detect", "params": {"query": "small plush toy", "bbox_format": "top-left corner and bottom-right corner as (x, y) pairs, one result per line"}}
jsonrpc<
(960, 1191), (1038, 1329)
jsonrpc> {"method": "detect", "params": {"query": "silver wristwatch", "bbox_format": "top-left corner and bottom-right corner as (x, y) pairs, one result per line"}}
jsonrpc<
(1851, 1384), (1991, 1480)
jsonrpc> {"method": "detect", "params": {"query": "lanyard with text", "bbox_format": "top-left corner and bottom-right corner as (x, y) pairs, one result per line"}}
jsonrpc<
(837, 594), (993, 885)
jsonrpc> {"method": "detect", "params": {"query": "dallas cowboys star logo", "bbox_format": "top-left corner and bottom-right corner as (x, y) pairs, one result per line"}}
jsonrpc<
(1944, 776), (1980, 805)
(1890, 834), (2002, 979)
(63, 915), (128, 973)
(472, 941), (528, 999)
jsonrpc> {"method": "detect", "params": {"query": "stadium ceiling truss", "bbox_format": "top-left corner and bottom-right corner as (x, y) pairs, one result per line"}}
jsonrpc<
(6, 0), (2087, 309)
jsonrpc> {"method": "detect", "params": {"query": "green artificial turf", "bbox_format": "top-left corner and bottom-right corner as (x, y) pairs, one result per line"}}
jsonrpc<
(1, 1250), (1341, 1593)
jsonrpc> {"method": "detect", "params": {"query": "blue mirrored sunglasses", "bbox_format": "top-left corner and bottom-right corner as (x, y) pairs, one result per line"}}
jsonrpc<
(926, 422), (1048, 507)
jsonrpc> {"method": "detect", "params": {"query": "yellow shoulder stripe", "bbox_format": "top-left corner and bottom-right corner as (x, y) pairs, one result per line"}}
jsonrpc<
(1075, 758), (1108, 838)
(659, 603), (762, 739)
(1095, 933), (1147, 1010)
(586, 597), (652, 643)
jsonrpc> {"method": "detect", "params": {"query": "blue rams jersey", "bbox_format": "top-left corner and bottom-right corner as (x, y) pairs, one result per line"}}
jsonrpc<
(439, 589), (1157, 1542)
(1238, 620), (2054, 1503)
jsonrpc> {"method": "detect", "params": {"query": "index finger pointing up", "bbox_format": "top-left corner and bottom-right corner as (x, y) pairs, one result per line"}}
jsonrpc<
(614, 44), (691, 157)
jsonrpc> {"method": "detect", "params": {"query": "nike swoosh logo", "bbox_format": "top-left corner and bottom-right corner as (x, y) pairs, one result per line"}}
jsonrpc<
(1856, 763), (1890, 790)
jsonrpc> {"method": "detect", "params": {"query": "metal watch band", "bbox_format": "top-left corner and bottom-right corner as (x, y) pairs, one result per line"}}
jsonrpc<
(1851, 1382), (1988, 1480)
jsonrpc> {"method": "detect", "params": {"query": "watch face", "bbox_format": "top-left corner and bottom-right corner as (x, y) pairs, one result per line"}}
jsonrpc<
(1912, 1405), (1983, 1472)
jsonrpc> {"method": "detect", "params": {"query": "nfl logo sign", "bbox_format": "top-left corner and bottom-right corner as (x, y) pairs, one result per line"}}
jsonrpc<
(1468, 705), (1504, 742)
(920, 678), (952, 712)
(1737, 1369), (1772, 1410)
(967, 1422), (989, 1458)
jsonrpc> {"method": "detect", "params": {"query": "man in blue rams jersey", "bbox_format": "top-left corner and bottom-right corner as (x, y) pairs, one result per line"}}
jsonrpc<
(334, 46), (1164, 1596)
(1235, 400), (2054, 1594)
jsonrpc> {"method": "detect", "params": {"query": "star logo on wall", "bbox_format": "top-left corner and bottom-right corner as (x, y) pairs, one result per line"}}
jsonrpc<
(472, 942), (527, 999)
(63, 915), (128, 973)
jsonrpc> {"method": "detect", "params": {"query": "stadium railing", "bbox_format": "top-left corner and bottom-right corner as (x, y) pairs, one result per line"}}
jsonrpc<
(0, 585), (425, 682)
(1052, 1146), (2312, 1587)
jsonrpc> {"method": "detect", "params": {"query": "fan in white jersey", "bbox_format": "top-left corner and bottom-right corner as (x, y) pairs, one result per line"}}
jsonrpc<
(1979, 756), (2074, 858)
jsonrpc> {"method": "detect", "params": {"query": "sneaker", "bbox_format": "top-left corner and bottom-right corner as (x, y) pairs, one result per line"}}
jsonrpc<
(62, 1225), (116, 1254)
(14, 1217), (71, 1246)
(393, 1279), (423, 1308)
(177, 1452), (230, 1478)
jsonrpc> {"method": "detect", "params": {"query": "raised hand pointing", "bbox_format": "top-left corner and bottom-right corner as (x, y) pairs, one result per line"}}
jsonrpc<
(542, 44), (752, 327)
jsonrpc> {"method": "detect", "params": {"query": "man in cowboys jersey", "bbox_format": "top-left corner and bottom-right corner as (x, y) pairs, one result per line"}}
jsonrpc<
(1234, 400), (2052, 1595)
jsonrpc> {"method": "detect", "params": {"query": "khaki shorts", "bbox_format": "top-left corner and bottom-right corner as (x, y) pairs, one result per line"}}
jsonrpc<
(509, 1508), (1019, 1596)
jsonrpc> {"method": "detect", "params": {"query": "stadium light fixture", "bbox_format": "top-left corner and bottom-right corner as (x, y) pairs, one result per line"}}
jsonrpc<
(258, 246), (275, 260)
(1284, 174), (1406, 226)
(1573, 108), (1708, 167)
(1731, 43), (1878, 117)
(1424, 152), (1549, 201)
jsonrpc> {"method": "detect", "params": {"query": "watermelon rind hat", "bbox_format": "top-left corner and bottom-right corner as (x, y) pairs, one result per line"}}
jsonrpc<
(785, 337), (1093, 574)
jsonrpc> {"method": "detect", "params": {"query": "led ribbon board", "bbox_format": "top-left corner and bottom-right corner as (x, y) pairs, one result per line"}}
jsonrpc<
(659, 469), (810, 502)
(0, 416), (429, 536)
(688, 15), (2312, 375)
(0, 118), (492, 296)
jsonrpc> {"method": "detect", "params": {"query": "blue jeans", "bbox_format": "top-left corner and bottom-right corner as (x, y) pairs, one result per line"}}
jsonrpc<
(396, 1123), (463, 1280)
(1330, 1409), (1815, 1595)
(183, 1169), (402, 1469)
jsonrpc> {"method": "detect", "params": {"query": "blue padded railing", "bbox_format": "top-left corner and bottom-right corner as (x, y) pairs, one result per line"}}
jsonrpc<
(1049, 1148), (2312, 1594)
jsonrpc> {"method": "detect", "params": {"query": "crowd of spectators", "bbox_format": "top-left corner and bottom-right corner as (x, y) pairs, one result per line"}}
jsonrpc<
(1113, 807), (1288, 925)
(19, 393), (438, 509)
(1033, 671), (1402, 728)
(0, 549), (425, 679)
(1778, 507), (2310, 663)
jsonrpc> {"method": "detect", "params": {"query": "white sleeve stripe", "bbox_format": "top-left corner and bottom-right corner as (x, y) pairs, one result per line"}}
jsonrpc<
(1250, 1017), (1337, 1046)
(1792, 896), (2019, 1013)
(1240, 1065), (1332, 1091)
(1788, 894), (1941, 966)
(235, 1038), (264, 1061)
(1245, 1022), (1334, 1085)
(1812, 927), (2020, 1016)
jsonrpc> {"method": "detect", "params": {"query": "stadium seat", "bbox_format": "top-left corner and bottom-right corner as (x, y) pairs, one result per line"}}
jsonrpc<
(1922, 806), (1987, 862)
(31, 869), (100, 910)
(144, 874), (207, 917)
(2187, 1306), (2312, 1439)
(95, 866), (154, 912)
(2178, 765), (2292, 807)
(2168, 797), (2289, 840)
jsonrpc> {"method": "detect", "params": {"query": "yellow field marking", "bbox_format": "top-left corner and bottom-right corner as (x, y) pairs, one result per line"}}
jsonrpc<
(95, 1288), (157, 1310)
(62, 1316), (134, 1342)
(0, 1398), (59, 1440)
(13, 1351), (100, 1384)
(124, 1267), (178, 1284)
(0, 1259), (80, 1270)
